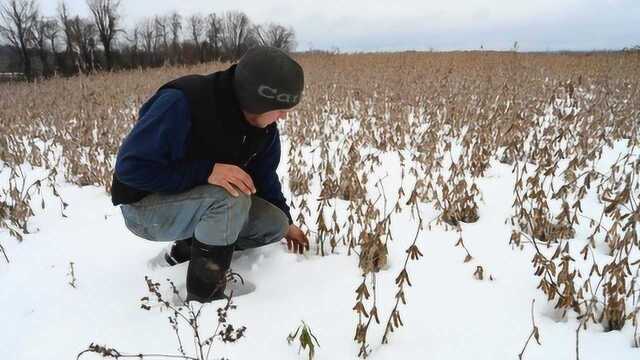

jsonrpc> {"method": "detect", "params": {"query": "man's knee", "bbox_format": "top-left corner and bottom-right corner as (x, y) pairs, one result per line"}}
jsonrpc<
(199, 185), (252, 216)
(275, 211), (289, 239)
(235, 208), (288, 250)
(195, 189), (252, 246)
(222, 192), (252, 220)
(261, 205), (289, 244)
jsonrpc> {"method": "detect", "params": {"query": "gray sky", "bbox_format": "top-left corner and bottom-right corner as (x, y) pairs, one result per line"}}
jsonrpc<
(41, 0), (640, 51)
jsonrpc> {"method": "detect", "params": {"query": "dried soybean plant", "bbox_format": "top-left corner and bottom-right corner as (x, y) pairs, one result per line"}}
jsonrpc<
(287, 52), (640, 356)
(507, 76), (640, 340)
(287, 320), (321, 360)
(77, 276), (246, 360)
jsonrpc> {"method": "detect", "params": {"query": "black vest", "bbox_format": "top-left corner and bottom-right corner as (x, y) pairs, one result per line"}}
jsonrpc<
(111, 64), (276, 205)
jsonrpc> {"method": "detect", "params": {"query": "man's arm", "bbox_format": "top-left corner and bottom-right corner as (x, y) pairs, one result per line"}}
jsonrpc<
(248, 126), (309, 254)
(115, 89), (214, 193)
(246, 127), (293, 224)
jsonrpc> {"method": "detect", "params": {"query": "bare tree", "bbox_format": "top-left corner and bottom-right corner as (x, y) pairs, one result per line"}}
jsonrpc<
(69, 15), (97, 73)
(187, 13), (204, 63)
(86, 0), (120, 70)
(138, 17), (156, 65)
(220, 10), (253, 60)
(138, 18), (152, 53)
(122, 23), (141, 67)
(206, 12), (221, 61)
(154, 15), (169, 62)
(254, 22), (296, 52)
(42, 16), (58, 54)
(57, 1), (72, 53)
(252, 24), (266, 47)
(0, 3), (297, 74)
(33, 16), (57, 75)
(42, 16), (59, 72)
(57, 0), (81, 74)
(0, 0), (38, 79)
(168, 11), (181, 64)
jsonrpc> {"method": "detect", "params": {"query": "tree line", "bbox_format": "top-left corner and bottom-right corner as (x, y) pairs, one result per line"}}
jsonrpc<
(0, 0), (297, 79)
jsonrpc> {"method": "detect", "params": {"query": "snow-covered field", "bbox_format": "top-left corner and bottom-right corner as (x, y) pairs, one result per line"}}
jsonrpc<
(1, 135), (638, 360)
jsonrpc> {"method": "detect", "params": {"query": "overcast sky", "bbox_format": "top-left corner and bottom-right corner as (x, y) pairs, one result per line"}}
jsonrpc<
(41, 0), (640, 52)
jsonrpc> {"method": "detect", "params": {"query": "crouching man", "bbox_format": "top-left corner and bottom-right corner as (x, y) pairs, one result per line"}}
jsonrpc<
(111, 46), (309, 303)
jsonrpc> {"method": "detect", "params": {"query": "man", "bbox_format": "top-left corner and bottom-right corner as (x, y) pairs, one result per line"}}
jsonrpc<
(111, 46), (309, 303)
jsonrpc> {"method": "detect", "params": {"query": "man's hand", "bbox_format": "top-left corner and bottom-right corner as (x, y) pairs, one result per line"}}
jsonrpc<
(208, 163), (256, 197)
(285, 224), (310, 254)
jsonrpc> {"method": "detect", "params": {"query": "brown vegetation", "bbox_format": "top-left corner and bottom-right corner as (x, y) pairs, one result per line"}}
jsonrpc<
(1, 50), (640, 357)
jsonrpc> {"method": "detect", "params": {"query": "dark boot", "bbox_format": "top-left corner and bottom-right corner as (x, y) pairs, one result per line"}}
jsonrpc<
(164, 237), (193, 266)
(186, 239), (235, 303)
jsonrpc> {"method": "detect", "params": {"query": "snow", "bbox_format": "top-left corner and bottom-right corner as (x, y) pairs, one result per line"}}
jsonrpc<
(1, 137), (638, 360)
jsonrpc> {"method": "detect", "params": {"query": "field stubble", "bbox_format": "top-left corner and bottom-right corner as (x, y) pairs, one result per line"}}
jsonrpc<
(1, 51), (639, 358)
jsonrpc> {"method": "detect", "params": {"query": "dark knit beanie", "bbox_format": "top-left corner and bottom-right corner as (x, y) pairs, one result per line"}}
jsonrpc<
(233, 46), (304, 114)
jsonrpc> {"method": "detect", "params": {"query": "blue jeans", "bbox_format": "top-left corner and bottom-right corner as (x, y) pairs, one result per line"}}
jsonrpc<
(120, 184), (289, 249)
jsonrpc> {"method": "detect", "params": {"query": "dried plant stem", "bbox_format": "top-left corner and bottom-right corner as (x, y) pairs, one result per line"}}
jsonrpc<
(0, 242), (9, 263)
(518, 299), (541, 360)
(68, 261), (77, 288)
(576, 322), (581, 360)
(381, 215), (423, 345)
(76, 347), (198, 360)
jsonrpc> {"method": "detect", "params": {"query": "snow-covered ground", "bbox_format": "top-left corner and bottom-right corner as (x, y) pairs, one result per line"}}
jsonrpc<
(1, 138), (638, 360)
